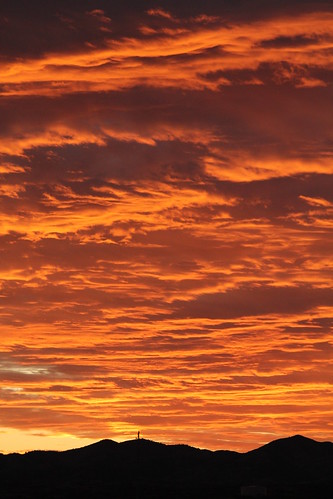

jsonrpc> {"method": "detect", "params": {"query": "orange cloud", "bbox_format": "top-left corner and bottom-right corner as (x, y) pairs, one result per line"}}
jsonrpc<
(0, 2), (332, 454)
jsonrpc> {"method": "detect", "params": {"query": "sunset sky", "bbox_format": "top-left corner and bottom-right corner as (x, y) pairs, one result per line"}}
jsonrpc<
(0, 0), (332, 453)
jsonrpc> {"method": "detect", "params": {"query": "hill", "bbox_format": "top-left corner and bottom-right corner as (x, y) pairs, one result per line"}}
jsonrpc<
(0, 435), (332, 498)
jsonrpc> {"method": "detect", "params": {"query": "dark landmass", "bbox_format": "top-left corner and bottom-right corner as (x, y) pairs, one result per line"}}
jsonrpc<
(0, 434), (332, 498)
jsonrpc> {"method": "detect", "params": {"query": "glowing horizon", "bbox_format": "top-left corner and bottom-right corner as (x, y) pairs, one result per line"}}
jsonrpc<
(0, 0), (332, 454)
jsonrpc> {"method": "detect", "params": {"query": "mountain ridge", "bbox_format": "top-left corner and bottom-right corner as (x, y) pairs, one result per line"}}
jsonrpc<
(12, 433), (329, 456)
(0, 434), (332, 498)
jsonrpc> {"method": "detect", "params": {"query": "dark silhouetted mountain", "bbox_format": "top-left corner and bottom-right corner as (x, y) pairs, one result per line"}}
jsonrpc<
(0, 435), (332, 498)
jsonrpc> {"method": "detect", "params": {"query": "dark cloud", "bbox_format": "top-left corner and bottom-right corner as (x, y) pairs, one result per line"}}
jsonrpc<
(0, 2), (113, 60)
(171, 285), (333, 319)
(214, 174), (333, 221)
(257, 34), (323, 48)
(1, 83), (332, 185)
(1, 0), (331, 60)
(202, 61), (332, 87)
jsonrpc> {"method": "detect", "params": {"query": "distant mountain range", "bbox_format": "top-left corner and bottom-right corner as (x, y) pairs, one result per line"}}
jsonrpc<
(0, 435), (332, 498)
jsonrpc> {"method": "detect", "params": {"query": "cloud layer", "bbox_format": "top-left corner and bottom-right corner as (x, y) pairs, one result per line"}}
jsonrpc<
(0, 0), (332, 452)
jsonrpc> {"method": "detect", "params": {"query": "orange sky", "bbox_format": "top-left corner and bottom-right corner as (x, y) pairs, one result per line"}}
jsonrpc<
(0, 0), (332, 453)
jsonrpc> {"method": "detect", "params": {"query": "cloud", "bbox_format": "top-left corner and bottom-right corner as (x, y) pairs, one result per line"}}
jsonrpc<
(257, 34), (324, 48)
(171, 285), (333, 320)
(0, 0), (332, 453)
(147, 8), (174, 20)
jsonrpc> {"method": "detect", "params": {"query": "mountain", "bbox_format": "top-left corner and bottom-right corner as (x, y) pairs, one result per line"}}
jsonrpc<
(0, 435), (332, 498)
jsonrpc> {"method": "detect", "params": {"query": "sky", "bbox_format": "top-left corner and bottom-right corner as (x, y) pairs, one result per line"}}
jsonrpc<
(0, 0), (332, 453)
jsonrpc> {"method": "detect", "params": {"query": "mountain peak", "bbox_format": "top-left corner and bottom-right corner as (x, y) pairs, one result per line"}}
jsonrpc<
(64, 438), (118, 456)
(267, 434), (321, 447)
(246, 433), (332, 461)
